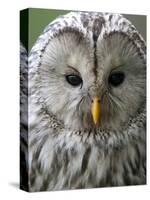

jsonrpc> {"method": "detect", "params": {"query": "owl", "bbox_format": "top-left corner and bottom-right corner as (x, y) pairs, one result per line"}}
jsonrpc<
(20, 43), (28, 190)
(27, 11), (146, 192)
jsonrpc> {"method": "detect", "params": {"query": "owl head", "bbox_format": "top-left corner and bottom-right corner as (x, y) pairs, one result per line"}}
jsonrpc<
(30, 12), (146, 132)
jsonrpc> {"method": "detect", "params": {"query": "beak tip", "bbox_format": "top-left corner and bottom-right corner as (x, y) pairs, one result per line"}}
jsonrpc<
(93, 119), (98, 125)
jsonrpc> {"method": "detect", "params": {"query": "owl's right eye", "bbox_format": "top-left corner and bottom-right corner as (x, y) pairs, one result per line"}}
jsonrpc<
(66, 74), (83, 87)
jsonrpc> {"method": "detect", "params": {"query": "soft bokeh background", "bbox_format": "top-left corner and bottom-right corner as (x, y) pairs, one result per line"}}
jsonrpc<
(24, 8), (146, 50)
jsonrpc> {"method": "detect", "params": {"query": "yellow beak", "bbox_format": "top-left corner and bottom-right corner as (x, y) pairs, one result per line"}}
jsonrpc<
(91, 96), (100, 125)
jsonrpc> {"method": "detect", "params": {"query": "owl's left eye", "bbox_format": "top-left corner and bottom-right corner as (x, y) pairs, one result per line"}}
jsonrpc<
(108, 72), (125, 87)
(66, 74), (83, 87)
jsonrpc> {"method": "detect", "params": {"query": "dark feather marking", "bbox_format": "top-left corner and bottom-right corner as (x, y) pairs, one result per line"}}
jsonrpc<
(92, 17), (105, 77)
(30, 172), (36, 187)
(39, 173), (51, 191)
(67, 171), (82, 188)
(81, 147), (91, 174)
(123, 172), (132, 185)
(62, 151), (69, 174)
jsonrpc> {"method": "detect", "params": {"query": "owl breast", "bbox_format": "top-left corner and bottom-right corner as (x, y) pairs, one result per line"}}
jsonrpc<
(29, 120), (146, 191)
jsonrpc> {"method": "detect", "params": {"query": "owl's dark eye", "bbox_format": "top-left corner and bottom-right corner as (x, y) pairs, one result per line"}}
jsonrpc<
(108, 72), (125, 87)
(66, 74), (83, 87)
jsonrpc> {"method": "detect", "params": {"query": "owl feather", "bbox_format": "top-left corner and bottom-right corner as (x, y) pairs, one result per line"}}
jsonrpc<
(23, 12), (146, 191)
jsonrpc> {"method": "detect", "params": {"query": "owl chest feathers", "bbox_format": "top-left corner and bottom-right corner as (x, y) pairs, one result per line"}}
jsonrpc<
(29, 107), (146, 191)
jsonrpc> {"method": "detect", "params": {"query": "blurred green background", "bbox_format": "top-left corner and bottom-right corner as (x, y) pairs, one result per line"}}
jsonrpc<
(20, 8), (146, 50)
(28, 8), (68, 50)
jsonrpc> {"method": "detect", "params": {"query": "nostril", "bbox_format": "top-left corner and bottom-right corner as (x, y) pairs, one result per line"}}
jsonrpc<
(91, 97), (100, 104)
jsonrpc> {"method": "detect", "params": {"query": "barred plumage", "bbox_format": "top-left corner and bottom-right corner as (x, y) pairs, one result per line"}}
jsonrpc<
(22, 12), (146, 191)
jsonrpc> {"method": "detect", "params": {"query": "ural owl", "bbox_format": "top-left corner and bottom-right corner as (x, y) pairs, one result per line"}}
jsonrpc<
(21, 11), (146, 191)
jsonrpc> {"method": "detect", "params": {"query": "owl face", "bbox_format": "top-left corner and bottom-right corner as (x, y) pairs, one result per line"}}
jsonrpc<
(35, 13), (146, 132)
